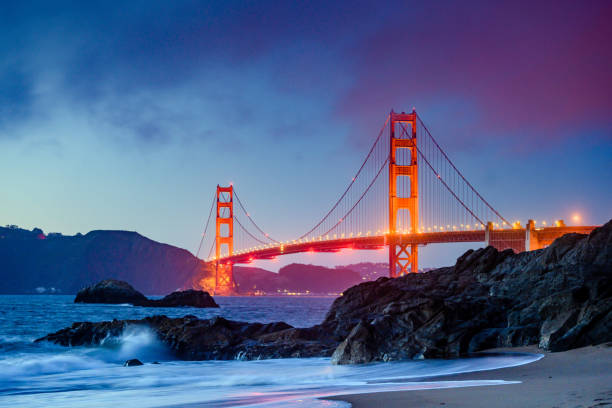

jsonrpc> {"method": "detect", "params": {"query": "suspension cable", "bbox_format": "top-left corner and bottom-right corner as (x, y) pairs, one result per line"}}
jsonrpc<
(399, 122), (485, 226)
(416, 115), (510, 225)
(232, 187), (280, 243)
(322, 156), (390, 237)
(234, 215), (270, 245)
(299, 114), (390, 239)
(206, 239), (215, 260)
(195, 192), (216, 258)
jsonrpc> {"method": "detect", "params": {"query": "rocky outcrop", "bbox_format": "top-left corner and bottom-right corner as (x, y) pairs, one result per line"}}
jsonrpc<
(75, 280), (149, 305)
(148, 289), (219, 308)
(38, 220), (612, 363)
(75, 280), (219, 308)
(326, 220), (612, 363)
(36, 315), (336, 360)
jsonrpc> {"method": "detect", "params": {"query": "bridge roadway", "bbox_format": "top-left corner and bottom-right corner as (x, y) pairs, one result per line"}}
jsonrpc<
(215, 225), (598, 265)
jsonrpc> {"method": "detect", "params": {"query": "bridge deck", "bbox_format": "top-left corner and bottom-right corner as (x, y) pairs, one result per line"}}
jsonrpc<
(214, 225), (598, 265)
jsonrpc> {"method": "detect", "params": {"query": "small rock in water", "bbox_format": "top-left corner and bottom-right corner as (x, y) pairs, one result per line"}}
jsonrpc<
(124, 359), (143, 367)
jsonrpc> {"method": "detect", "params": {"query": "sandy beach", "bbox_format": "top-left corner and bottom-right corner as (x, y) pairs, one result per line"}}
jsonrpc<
(325, 344), (612, 408)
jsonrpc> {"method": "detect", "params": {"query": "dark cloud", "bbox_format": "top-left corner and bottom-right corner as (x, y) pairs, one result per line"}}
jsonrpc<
(337, 1), (612, 149)
(1, 0), (610, 151)
(0, 67), (33, 135)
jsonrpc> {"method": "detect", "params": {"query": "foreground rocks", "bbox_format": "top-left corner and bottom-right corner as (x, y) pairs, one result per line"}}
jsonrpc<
(40, 220), (612, 363)
(75, 280), (149, 305)
(75, 280), (219, 308)
(124, 359), (143, 367)
(325, 220), (612, 363)
(36, 315), (336, 360)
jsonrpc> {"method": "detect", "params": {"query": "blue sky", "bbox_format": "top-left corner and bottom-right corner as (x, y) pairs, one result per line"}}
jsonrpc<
(1, 1), (611, 270)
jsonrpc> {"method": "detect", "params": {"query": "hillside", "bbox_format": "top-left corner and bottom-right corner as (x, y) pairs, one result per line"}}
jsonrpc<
(0, 226), (202, 294)
(234, 264), (363, 294)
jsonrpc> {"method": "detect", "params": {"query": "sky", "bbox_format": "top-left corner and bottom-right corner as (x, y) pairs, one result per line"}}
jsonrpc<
(1, 0), (611, 270)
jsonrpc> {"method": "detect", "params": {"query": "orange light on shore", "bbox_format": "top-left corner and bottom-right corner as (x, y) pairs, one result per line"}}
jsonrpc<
(572, 213), (581, 223)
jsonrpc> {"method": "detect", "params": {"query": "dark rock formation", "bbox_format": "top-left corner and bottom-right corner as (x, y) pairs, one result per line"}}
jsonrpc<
(124, 359), (143, 367)
(75, 280), (219, 308)
(326, 220), (612, 363)
(36, 315), (336, 360)
(37, 220), (612, 363)
(147, 289), (218, 308)
(75, 280), (148, 305)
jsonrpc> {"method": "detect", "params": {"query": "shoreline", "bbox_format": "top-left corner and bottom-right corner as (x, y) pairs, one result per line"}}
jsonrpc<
(324, 344), (612, 407)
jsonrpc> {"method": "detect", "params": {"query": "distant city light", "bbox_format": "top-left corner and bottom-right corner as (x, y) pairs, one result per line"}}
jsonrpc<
(572, 213), (581, 223)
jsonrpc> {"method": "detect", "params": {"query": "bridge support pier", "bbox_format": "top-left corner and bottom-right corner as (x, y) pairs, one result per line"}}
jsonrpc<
(215, 185), (235, 295)
(388, 110), (419, 277)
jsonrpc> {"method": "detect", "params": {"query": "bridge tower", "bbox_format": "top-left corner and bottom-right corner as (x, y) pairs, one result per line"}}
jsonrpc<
(215, 185), (235, 295)
(388, 110), (419, 277)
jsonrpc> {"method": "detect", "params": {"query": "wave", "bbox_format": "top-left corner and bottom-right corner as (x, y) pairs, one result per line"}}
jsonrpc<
(97, 325), (173, 362)
(0, 326), (173, 382)
(0, 351), (542, 408)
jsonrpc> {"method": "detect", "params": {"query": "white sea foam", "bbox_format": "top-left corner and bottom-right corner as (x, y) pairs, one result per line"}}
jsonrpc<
(98, 325), (173, 363)
(0, 352), (542, 408)
(0, 296), (543, 407)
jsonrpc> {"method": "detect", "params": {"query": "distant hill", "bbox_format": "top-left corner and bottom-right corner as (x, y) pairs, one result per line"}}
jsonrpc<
(234, 264), (363, 295)
(0, 226), (203, 294)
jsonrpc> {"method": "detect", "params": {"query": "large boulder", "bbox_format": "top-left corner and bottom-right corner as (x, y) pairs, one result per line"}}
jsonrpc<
(75, 279), (148, 305)
(75, 280), (219, 308)
(149, 290), (219, 308)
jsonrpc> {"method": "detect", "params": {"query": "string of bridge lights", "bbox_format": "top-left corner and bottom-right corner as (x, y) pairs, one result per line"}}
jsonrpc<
(208, 219), (567, 261)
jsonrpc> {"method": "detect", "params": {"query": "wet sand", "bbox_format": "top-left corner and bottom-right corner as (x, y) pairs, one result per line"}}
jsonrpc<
(325, 344), (612, 408)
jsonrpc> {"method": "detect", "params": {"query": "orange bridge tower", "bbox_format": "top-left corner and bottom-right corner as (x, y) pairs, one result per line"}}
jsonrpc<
(215, 185), (235, 295)
(388, 110), (419, 277)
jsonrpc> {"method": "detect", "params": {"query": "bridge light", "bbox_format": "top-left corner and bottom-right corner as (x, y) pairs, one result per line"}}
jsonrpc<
(542, 221), (547, 226)
(440, 226), (444, 231)
(427, 227), (431, 231)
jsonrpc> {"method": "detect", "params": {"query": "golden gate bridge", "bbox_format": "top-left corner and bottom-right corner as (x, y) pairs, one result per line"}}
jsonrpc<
(195, 110), (597, 295)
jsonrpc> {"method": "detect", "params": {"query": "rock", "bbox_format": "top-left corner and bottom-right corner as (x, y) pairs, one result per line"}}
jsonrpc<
(40, 220), (612, 364)
(324, 219), (612, 363)
(148, 289), (219, 308)
(124, 359), (143, 367)
(331, 320), (377, 364)
(36, 315), (337, 361)
(75, 280), (218, 308)
(75, 280), (148, 305)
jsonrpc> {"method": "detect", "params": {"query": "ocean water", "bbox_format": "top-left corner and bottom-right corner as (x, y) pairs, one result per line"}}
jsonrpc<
(0, 295), (541, 407)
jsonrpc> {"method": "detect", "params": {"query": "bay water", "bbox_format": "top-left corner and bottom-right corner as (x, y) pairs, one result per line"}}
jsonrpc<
(0, 295), (541, 407)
